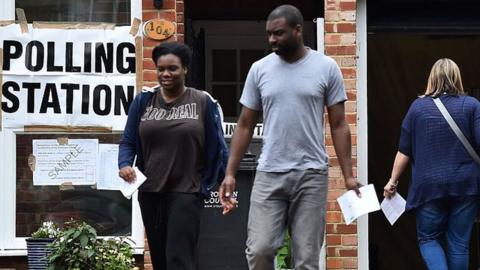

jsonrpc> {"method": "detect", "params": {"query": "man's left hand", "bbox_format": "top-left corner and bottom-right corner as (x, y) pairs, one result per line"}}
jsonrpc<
(345, 177), (362, 197)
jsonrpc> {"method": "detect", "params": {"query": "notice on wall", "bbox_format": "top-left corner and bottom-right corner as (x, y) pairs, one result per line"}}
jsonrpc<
(32, 139), (98, 185)
(1, 24), (136, 130)
(97, 143), (131, 191)
(223, 122), (263, 139)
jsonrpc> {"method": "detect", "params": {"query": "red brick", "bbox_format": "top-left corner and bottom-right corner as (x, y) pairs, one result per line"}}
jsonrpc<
(352, 135), (357, 146)
(177, 34), (184, 43)
(142, 11), (159, 21)
(327, 190), (344, 201)
(326, 0), (339, 11)
(325, 34), (341, 45)
(325, 10), (339, 21)
(339, 248), (358, 257)
(337, 22), (356, 33)
(340, 1), (356, 11)
(341, 56), (356, 67)
(326, 211), (342, 223)
(142, 0), (155, 9)
(346, 113), (357, 124)
(345, 100), (357, 113)
(143, 47), (153, 58)
(329, 178), (344, 189)
(343, 258), (358, 268)
(326, 235), (342, 245)
(325, 23), (335, 33)
(159, 11), (176, 21)
(143, 38), (162, 47)
(325, 135), (333, 146)
(143, 70), (157, 82)
(327, 247), (337, 257)
(342, 235), (358, 246)
(177, 23), (184, 35)
(327, 200), (340, 211)
(326, 145), (336, 156)
(144, 252), (152, 264)
(337, 224), (357, 234)
(327, 258), (342, 269)
(346, 89), (357, 99)
(176, 2), (184, 12)
(163, 0), (176, 9)
(326, 224), (335, 234)
(177, 13), (184, 23)
(143, 59), (156, 70)
(325, 45), (356, 56)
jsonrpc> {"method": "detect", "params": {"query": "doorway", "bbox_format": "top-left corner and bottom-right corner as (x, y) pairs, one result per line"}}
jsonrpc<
(184, 0), (320, 121)
(367, 1), (480, 269)
(183, 2), (322, 270)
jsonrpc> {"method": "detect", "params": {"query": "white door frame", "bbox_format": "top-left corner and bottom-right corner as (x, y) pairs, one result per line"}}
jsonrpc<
(356, 0), (369, 269)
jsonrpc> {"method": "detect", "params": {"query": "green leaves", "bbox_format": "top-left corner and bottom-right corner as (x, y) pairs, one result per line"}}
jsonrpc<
(276, 231), (293, 270)
(46, 220), (135, 270)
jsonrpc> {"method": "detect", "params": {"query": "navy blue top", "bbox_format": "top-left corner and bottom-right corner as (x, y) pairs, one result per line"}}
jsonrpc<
(399, 95), (480, 211)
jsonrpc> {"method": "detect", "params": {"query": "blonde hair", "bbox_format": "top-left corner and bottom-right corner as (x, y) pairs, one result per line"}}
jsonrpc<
(424, 58), (464, 98)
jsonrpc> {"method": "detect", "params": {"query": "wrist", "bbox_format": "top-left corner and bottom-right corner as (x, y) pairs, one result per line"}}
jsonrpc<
(389, 178), (398, 184)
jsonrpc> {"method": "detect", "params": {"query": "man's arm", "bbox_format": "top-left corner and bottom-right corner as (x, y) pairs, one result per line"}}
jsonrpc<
(219, 107), (259, 214)
(327, 102), (361, 194)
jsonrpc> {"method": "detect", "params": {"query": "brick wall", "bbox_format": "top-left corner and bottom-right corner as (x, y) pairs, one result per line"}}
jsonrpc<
(324, 0), (359, 269)
(141, 1), (184, 268)
(142, 0), (184, 88)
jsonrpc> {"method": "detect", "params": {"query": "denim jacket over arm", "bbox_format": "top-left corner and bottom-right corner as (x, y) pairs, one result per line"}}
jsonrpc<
(118, 86), (228, 196)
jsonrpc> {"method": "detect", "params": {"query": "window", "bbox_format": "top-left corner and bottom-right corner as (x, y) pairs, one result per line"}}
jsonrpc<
(0, 0), (142, 255)
(15, 134), (131, 238)
(16, 0), (131, 25)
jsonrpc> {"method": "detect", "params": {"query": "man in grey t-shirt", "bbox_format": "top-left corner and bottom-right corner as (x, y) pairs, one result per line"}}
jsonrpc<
(219, 5), (360, 270)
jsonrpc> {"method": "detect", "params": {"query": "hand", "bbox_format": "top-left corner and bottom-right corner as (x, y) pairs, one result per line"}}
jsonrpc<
(345, 177), (362, 197)
(119, 166), (136, 183)
(383, 179), (398, 198)
(219, 175), (237, 215)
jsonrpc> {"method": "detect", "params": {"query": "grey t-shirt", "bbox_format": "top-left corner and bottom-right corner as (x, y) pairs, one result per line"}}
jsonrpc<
(240, 49), (347, 172)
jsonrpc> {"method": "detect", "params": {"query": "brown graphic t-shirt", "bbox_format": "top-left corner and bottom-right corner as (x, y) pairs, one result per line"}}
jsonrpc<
(138, 88), (206, 193)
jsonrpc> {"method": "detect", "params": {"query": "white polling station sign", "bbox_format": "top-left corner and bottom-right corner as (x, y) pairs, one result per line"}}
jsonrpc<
(1, 24), (136, 130)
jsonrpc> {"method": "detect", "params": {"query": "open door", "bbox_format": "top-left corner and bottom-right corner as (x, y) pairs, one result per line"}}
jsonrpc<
(367, 1), (480, 269)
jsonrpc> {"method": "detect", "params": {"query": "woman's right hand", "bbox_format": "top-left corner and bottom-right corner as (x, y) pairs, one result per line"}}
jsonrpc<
(383, 179), (398, 198)
(219, 175), (238, 215)
(119, 166), (136, 183)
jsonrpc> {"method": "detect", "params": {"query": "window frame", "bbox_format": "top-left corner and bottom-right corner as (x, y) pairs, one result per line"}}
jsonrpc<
(0, 0), (144, 255)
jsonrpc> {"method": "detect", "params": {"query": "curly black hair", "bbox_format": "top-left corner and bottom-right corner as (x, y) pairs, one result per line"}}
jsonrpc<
(151, 42), (192, 68)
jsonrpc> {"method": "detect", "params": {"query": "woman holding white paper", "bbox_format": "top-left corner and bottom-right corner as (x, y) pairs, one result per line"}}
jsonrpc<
(384, 58), (480, 270)
(118, 42), (228, 270)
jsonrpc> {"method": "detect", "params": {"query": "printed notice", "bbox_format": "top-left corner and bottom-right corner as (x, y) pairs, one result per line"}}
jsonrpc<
(32, 139), (98, 185)
(381, 193), (406, 225)
(97, 144), (130, 191)
(337, 184), (381, 225)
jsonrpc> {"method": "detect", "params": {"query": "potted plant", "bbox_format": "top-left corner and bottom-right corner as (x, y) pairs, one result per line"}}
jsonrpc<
(26, 221), (59, 270)
(47, 220), (98, 269)
(47, 220), (137, 270)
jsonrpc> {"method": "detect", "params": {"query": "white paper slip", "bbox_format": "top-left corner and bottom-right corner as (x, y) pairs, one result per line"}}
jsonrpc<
(337, 184), (381, 225)
(120, 167), (147, 199)
(381, 193), (406, 225)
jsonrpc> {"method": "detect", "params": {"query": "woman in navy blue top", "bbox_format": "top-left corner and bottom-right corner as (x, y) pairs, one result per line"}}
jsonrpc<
(384, 58), (480, 270)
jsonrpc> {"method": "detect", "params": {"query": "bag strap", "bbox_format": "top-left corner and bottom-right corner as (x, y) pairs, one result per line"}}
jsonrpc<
(433, 97), (480, 164)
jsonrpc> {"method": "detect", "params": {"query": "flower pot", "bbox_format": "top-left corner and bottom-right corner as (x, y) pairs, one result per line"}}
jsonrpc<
(26, 238), (54, 270)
